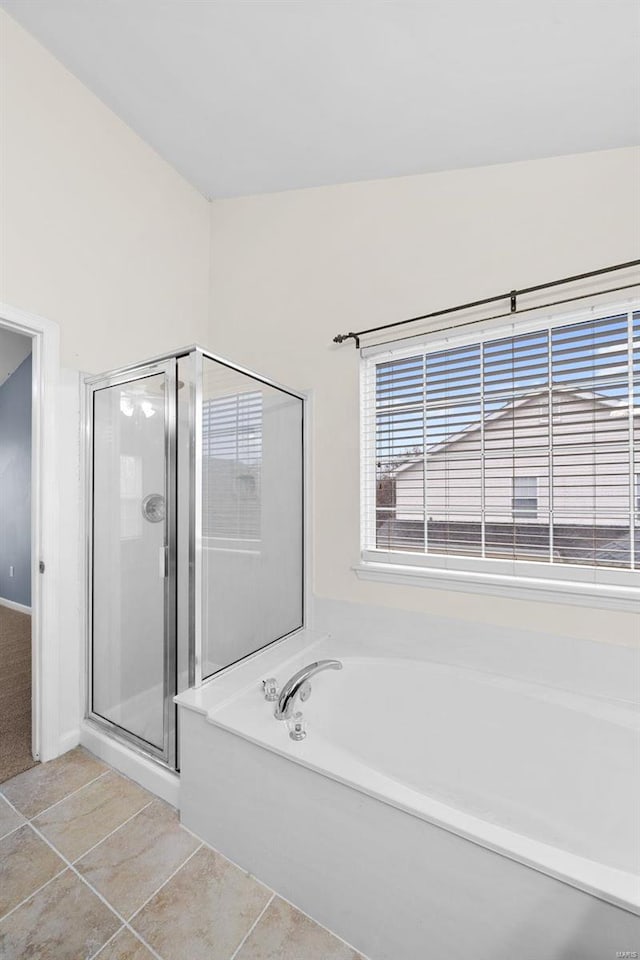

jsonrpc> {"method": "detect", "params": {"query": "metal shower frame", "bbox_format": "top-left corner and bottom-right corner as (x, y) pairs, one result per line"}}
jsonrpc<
(84, 345), (306, 771)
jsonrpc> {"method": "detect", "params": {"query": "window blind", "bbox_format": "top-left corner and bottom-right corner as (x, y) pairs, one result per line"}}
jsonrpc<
(362, 306), (639, 571)
(202, 391), (262, 540)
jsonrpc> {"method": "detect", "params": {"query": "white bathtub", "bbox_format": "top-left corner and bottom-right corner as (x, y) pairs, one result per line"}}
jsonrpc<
(176, 629), (640, 959)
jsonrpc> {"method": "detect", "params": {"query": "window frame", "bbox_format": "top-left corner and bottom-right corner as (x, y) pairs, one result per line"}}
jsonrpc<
(512, 475), (538, 518)
(358, 299), (640, 609)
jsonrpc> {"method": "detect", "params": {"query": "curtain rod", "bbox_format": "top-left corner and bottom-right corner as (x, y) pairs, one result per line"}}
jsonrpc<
(360, 283), (639, 353)
(332, 259), (640, 349)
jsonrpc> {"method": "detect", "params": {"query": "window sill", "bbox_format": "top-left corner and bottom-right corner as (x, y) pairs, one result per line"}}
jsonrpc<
(353, 558), (640, 612)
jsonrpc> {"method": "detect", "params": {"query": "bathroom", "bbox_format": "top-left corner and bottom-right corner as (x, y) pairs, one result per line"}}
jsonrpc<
(0, 3), (638, 959)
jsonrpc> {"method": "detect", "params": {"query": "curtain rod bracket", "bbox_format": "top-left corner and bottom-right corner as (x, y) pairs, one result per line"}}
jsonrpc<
(510, 290), (517, 313)
(333, 332), (358, 345)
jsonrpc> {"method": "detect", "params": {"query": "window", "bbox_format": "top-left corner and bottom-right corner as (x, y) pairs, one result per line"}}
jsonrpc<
(512, 476), (538, 517)
(361, 304), (640, 586)
(202, 391), (262, 542)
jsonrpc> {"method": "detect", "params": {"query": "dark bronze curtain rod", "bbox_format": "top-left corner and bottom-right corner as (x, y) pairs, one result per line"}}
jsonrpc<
(332, 259), (640, 349)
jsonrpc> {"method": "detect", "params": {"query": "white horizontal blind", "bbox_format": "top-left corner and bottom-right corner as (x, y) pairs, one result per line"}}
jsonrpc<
(202, 391), (262, 540)
(362, 306), (640, 571)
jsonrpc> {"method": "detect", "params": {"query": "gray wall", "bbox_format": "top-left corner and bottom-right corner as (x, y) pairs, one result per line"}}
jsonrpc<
(0, 354), (32, 606)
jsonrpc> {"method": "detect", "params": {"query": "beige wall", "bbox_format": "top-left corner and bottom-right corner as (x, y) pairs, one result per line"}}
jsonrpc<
(1, 5), (637, 650)
(0, 11), (210, 372)
(0, 10), (212, 754)
(209, 146), (640, 644)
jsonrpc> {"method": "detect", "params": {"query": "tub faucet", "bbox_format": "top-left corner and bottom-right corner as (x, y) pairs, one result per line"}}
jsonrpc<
(274, 659), (342, 720)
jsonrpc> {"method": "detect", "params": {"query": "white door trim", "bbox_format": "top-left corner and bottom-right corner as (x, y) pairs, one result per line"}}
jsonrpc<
(0, 301), (61, 762)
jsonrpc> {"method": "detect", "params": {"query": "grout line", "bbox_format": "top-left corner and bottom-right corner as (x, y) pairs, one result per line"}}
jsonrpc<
(85, 924), (124, 960)
(1, 769), (110, 823)
(86, 923), (125, 960)
(82, 756), (173, 811)
(4, 750), (371, 958)
(1, 792), (192, 960)
(0, 818), (28, 844)
(228, 893), (275, 960)
(0, 863), (68, 925)
(22, 816), (168, 960)
(126, 842), (204, 924)
(66, 867), (166, 960)
(69, 800), (155, 865)
(189, 828), (370, 958)
(30, 770), (111, 821)
(272, 888), (371, 959)
(179, 823), (268, 884)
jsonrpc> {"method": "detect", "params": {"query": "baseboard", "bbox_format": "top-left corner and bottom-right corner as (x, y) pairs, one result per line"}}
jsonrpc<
(57, 729), (81, 755)
(80, 720), (180, 808)
(0, 597), (32, 614)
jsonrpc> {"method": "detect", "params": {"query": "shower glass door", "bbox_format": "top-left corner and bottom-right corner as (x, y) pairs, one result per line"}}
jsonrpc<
(89, 361), (176, 766)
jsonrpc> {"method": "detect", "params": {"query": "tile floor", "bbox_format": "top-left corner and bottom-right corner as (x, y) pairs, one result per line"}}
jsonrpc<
(0, 747), (365, 960)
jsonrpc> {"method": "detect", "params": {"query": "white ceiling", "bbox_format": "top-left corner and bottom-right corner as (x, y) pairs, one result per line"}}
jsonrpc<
(2, 1), (639, 198)
(0, 328), (32, 388)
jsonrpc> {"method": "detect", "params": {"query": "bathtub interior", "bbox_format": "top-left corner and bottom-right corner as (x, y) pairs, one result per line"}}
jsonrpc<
(176, 626), (640, 915)
(310, 657), (638, 875)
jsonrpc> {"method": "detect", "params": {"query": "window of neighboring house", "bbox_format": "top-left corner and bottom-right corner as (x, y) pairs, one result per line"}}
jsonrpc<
(512, 476), (538, 517)
(360, 302), (640, 589)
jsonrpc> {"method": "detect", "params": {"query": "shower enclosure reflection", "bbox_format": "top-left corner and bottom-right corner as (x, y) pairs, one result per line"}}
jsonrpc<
(86, 347), (304, 770)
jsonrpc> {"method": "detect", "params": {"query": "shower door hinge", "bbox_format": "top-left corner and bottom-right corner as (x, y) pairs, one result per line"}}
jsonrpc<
(39, 560), (45, 574)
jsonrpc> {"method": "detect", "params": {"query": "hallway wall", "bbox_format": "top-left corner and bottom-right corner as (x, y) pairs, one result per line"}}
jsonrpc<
(0, 353), (32, 607)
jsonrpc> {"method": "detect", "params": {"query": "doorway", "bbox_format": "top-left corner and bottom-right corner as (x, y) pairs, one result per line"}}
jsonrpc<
(0, 303), (62, 778)
(0, 326), (34, 782)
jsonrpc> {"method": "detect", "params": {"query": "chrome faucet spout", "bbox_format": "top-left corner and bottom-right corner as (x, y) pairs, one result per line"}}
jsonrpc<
(274, 659), (342, 720)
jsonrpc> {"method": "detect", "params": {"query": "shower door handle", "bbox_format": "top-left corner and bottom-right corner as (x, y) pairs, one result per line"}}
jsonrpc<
(159, 545), (168, 578)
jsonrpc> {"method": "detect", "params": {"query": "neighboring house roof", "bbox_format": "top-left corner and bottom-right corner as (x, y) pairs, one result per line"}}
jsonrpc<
(391, 387), (633, 475)
(376, 519), (632, 564)
(588, 531), (632, 564)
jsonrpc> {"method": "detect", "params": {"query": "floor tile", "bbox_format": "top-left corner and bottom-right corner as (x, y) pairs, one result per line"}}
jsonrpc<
(234, 897), (365, 960)
(0, 868), (121, 960)
(131, 844), (271, 960)
(94, 927), (157, 959)
(0, 823), (65, 917)
(75, 799), (200, 919)
(34, 770), (152, 862)
(1, 747), (107, 819)
(0, 795), (25, 840)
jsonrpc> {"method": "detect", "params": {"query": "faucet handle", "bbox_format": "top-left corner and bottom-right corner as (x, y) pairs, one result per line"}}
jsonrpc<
(262, 678), (279, 702)
(287, 711), (307, 741)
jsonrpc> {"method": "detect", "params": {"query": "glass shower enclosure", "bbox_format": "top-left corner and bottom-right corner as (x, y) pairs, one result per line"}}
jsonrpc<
(85, 347), (304, 769)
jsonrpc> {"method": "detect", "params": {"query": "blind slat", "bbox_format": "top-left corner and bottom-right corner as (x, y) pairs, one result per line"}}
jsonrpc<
(365, 308), (637, 570)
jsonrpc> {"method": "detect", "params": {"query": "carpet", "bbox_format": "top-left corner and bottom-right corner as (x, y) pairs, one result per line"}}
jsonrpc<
(0, 605), (39, 784)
